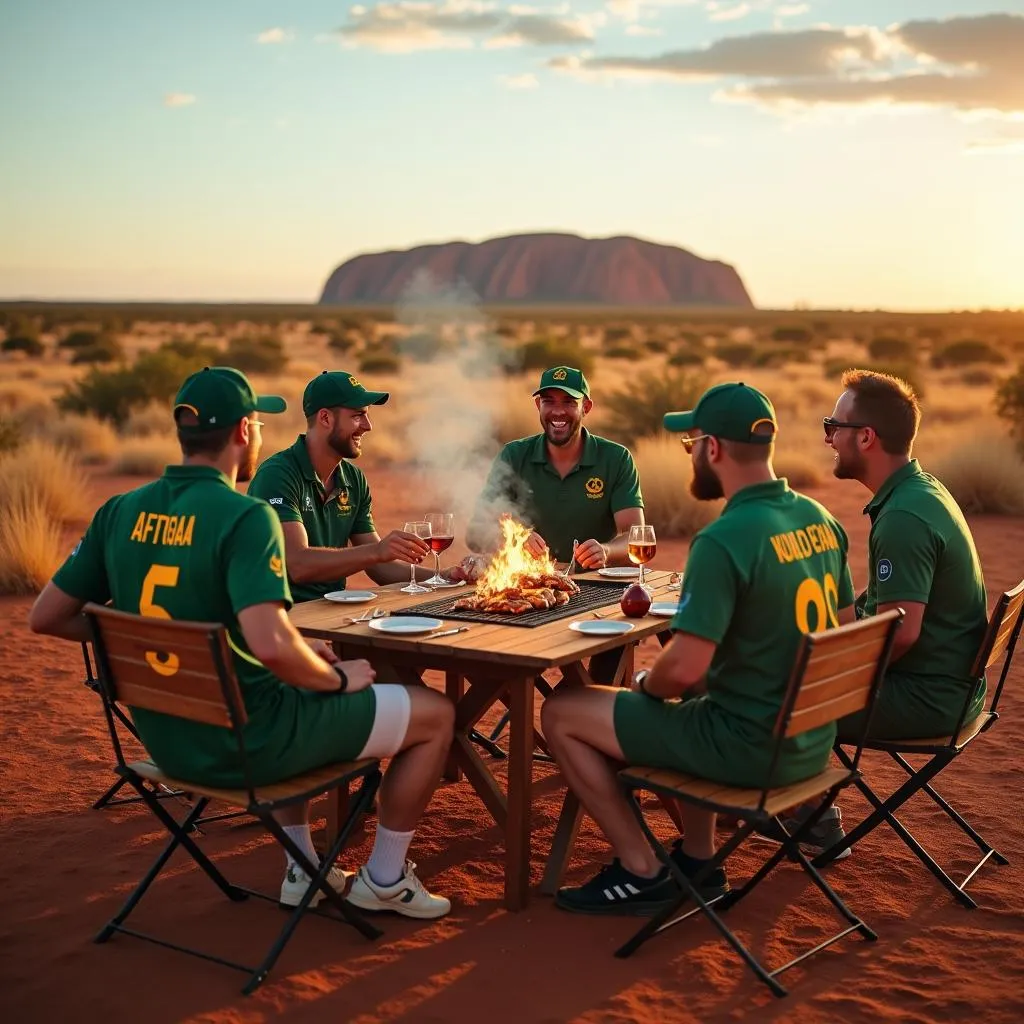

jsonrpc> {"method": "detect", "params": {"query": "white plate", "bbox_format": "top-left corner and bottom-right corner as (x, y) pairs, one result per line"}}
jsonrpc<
(323, 590), (377, 603)
(368, 616), (444, 634)
(568, 620), (636, 636)
(597, 567), (641, 579)
(649, 602), (677, 618)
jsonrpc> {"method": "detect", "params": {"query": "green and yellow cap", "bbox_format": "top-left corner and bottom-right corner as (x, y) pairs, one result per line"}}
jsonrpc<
(302, 370), (390, 416)
(173, 366), (286, 433)
(532, 365), (590, 400)
(663, 381), (777, 444)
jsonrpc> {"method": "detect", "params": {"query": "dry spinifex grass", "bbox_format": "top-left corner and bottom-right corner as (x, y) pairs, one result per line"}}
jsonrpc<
(0, 497), (64, 595)
(0, 440), (90, 524)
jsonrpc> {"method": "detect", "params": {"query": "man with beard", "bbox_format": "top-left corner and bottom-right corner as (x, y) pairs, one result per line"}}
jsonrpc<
(248, 370), (433, 600)
(467, 365), (644, 570)
(29, 366), (456, 918)
(788, 368), (989, 858)
(542, 382), (857, 915)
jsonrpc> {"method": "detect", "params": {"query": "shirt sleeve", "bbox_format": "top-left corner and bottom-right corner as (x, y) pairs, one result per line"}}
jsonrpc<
(609, 448), (644, 513)
(870, 509), (938, 605)
(224, 503), (293, 614)
(247, 458), (303, 525)
(351, 469), (375, 536)
(52, 500), (113, 604)
(671, 535), (737, 643)
(831, 516), (856, 610)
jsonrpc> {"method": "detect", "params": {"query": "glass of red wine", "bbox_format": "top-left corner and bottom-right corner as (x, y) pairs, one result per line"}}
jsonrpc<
(423, 512), (458, 587)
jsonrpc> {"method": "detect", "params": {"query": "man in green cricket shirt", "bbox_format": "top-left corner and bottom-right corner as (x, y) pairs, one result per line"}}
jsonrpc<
(541, 382), (857, 915)
(30, 366), (454, 919)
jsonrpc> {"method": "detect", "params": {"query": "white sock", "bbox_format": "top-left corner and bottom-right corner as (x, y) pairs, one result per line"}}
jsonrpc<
(283, 824), (319, 873)
(365, 826), (415, 887)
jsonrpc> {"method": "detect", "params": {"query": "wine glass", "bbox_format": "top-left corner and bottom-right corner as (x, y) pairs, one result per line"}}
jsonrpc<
(627, 524), (657, 586)
(400, 520), (431, 594)
(423, 512), (457, 587)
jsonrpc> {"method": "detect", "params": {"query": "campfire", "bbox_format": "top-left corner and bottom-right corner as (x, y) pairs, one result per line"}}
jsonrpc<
(452, 516), (580, 614)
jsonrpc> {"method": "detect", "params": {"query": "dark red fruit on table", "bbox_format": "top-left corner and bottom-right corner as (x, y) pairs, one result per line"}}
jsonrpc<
(620, 583), (653, 618)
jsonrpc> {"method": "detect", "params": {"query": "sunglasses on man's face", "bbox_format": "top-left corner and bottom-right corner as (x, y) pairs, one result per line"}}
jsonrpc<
(680, 434), (710, 453)
(822, 416), (871, 441)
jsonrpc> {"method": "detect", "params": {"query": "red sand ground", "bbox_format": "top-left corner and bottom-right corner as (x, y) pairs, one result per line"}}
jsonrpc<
(2, 466), (1023, 1023)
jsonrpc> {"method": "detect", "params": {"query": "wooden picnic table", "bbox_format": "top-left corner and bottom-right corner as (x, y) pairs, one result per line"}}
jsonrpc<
(289, 568), (678, 910)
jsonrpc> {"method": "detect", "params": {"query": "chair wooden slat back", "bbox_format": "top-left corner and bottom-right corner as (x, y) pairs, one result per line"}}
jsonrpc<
(970, 579), (1024, 678)
(780, 609), (903, 739)
(84, 603), (246, 730)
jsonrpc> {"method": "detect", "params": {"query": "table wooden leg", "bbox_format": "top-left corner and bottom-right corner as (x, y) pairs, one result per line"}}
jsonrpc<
(444, 671), (464, 782)
(540, 790), (582, 895)
(504, 675), (534, 910)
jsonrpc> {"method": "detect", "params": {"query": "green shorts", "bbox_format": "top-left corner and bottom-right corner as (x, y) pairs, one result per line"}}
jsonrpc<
(837, 672), (986, 743)
(613, 691), (833, 789)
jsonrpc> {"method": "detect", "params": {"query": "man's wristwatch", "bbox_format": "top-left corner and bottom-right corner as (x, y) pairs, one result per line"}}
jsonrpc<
(333, 665), (349, 693)
(634, 669), (654, 697)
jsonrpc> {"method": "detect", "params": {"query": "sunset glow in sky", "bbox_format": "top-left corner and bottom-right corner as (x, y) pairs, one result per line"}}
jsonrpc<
(1, 1), (1022, 310)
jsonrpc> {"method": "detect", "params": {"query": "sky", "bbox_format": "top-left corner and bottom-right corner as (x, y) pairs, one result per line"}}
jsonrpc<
(0, 0), (1022, 311)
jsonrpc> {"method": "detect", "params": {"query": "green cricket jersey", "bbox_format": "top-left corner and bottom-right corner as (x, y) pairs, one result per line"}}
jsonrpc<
(671, 479), (856, 782)
(52, 465), (324, 786)
(862, 460), (988, 717)
(474, 428), (643, 562)
(247, 434), (375, 602)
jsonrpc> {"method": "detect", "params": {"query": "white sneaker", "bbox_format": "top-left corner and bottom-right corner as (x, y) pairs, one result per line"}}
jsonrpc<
(346, 860), (451, 919)
(279, 862), (354, 908)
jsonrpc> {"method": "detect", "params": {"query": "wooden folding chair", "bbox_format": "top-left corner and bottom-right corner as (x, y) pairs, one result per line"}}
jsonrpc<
(614, 608), (904, 998)
(814, 579), (1024, 907)
(83, 602), (384, 995)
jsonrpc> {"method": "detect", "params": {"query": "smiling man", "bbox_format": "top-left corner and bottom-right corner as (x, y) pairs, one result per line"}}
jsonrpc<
(466, 365), (644, 570)
(247, 370), (432, 600)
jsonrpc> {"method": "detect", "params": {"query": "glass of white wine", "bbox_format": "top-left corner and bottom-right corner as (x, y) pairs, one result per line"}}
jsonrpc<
(401, 520), (431, 594)
(627, 524), (657, 586)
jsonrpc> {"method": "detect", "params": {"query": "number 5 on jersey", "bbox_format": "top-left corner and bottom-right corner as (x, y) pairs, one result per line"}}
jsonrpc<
(140, 564), (180, 676)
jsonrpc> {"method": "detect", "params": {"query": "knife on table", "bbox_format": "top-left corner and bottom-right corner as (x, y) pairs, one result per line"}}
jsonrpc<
(425, 626), (470, 639)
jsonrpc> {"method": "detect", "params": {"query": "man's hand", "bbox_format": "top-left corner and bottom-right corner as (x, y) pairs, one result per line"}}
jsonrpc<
(339, 659), (376, 692)
(375, 529), (430, 565)
(307, 638), (339, 664)
(525, 531), (549, 559)
(574, 538), (609, 570)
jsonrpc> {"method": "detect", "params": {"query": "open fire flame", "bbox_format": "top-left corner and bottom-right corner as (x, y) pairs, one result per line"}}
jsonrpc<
(476, 515), (556, 598)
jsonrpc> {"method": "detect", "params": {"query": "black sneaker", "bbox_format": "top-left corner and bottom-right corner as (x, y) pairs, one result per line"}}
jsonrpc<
(668, 840), (730, 900)
(555, 859), (679, 916)
(757, 806), (851, 861)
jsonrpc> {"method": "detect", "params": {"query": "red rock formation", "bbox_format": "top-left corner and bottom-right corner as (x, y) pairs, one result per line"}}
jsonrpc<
(319, 232), (754, 307)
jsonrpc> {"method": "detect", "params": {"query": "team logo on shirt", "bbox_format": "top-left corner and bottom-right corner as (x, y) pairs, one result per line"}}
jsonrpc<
(269, 554), (283, 578)
(585, 476), (605, 500)
(877, 558), (893, 581)
(304, 494), (315, 512)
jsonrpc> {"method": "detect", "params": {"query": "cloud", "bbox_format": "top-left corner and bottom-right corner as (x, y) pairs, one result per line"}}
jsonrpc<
(707, 2), (751, 23)
(499, 71), (540, 88)
(257, 27), (293, 44)
(335, 2), (594, 52)
(626, 24), (662, 36)
(163, 93), (196, 108)
(551, 13), (1024, 118)
(774, 3), (808, 16)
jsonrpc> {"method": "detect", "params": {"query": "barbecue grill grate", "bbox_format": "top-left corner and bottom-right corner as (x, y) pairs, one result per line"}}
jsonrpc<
(392, 579), (635, 628)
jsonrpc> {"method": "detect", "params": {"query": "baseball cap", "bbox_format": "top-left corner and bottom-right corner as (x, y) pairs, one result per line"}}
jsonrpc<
(302, 370), (390, 417)
(663, 381), (777, 444)
(173, 366), (287, 433)
(532, 365), (590, 400)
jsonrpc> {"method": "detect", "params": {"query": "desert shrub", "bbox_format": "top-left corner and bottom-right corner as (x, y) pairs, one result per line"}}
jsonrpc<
(716, 342), (756, 368)
(34, 413), (119, 465)
(931, 437), (1024, 515)
(604, 326), (633, 343)
(773, 451), (824, 488)
(869, 336), (915, 362)
(327, 331), (356, 353)
(601, 367), (709, 443)
(644, 338), (669, 354)
(634, 435), (721, 538)
(120, 401), (175, 437)
(959, 367), (998, 387)
(111, 435), (180, 476)
(0, 440), (88, 523)
(358, 352), (401, 374)
(754, 345), (803, 369)
(399, 330), (449, 363)
(604, 345), (639, 360)
(771, 325), (812, 344)
(995, 365), (1024, 455)
(517, 338), (595, 377)
(931, 339), (1005, 369)
(0, 496), (64, 594)
(2, 334), (45, 357)
(668, 349), (706, 368)
(0, 418), (23, 453)
(70, 334), (124, 364)
(225, 334), (288, 374)
(161, 337), (221, 363)
(59, 329), (103, 351)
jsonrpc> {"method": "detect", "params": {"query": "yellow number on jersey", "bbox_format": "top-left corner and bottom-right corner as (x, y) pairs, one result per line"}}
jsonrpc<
(794, 572), (840, 633)
(140, 564), (180, 676)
